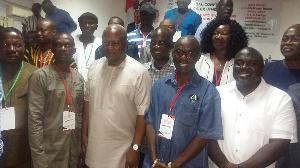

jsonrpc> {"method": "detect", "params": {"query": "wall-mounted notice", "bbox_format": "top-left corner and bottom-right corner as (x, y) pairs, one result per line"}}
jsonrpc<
(162, 0), (282, 44)
(234, 0), (282, 43)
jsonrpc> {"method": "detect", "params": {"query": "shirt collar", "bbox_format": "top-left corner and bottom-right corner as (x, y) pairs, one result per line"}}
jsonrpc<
(150, 56), (174, 70)
(165, 70), (200, 88)
(49, 7), (58, 16)
(232, 78), (268, 98)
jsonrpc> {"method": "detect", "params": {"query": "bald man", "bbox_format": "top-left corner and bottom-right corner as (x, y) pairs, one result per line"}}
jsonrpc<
(144, 27), (175, 84)
(0, 27), (38, 167)
(159, 19), (176, 35)
(209, 47), (297, 168)
(263, 24), (300, 91)
(263, 24), (300, 167)
(144, 36), (222, 168)
(95, 16), (139, 61)
(140, 19), (176, 64)
(24, 18), (56, 67)
(28, 33), (84, 167)
(82, 25), (151, 167)
(24, 18), (77, 69)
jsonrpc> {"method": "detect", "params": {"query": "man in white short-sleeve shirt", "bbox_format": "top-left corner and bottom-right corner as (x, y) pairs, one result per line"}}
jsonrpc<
(209, 47), (297, 168)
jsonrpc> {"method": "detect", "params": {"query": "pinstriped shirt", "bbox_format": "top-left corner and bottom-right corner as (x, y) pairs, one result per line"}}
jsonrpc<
(22, 15), (43, 33)
(24, 46), (77, 69)
(127, 26), (153, 56)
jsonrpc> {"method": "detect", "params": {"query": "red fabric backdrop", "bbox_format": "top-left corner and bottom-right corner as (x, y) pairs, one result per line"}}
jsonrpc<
(125, 0), (134, 12)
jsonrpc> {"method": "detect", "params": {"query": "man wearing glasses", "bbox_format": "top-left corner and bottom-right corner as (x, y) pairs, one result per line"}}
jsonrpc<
(144, 36), (223, 168)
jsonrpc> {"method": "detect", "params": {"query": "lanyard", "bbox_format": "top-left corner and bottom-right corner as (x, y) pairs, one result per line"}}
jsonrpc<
(213, 53), (225, 86)
(39, 49), (52, 68)
(140, 30), (151, 54)
(174, 9), (191, 31)
(53, 63), (73, 110)
(169, 72), (188, 115)
(0, 62), (24, 107)
(84, 41), (95, 68)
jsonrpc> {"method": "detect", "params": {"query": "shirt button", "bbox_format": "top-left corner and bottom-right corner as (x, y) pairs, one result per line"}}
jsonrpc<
(163, 146), (165, 148)
(236, 150), (238, 152)
(239, 114), (242, 116)
(237, 131), (240, 133)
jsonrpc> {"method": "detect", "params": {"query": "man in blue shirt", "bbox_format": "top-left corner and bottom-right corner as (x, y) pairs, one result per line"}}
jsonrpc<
(263, 24), (300, 168)
(263, 24), (300, 92)
(144, 36), (223, 167)
(164, 0), (202, 36)
(41, 0), (77, 34)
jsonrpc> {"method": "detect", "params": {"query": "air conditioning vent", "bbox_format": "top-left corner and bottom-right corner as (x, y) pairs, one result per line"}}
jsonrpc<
(6, 5), (32, 18)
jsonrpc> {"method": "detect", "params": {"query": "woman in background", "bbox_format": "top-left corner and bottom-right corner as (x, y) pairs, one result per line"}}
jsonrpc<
(196, 17), (248, 86)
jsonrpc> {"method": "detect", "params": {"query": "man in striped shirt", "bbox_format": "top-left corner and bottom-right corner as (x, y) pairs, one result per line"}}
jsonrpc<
(24, 18), (77, 69)
(22, 3), (43, 35)
(127, 3), (156, 57)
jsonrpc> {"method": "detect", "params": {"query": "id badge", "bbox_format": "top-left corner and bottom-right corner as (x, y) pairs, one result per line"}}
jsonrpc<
(63, 110), (75, 131)
(173, 31), (181, 42)
(1, 107), (16, 130)
(158, 114), (175, 140)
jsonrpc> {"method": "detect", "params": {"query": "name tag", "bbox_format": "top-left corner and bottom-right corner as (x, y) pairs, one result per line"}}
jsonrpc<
(158, 114), (175, 140)
(1, 107), (15, 130)
(173, 31), (181, 42)
(63, 110), (75, 131)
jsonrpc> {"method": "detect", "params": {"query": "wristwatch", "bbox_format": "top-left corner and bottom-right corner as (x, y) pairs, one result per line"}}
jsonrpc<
(131, 143), (140, 150)
(237, 163), (243, 168)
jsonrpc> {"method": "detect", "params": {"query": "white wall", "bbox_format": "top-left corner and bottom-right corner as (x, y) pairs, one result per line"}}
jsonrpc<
(0, 0), (34, 31)
(34, 0), (126, 38)
(249, 0), (300, 60)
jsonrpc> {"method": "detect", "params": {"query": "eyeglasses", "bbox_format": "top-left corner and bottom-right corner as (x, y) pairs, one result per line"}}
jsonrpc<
(281, 36), (300, 43)
(173, 49), (198, 59)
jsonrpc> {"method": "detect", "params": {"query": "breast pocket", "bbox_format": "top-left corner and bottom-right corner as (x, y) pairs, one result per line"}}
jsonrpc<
(175, 102), (200, 127)
(251, 113), (272, 135)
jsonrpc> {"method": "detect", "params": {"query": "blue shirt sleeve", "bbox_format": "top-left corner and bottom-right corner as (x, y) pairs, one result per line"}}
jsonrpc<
(95, 45), (103, 60)
(193, 14), (202, 36)
(62, 11), (77, 34)
(144, 83), (156, 126)
(126, 42), (139, 61)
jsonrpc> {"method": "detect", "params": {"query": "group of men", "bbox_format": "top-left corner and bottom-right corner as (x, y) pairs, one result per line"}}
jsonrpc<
(0, 0), (299, 168)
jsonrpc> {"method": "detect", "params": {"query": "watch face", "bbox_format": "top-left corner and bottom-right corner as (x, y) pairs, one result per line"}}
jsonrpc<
(133, 144), (139, 150)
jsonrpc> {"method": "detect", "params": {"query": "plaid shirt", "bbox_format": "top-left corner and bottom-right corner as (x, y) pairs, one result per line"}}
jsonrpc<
(144, 58), (175, 85)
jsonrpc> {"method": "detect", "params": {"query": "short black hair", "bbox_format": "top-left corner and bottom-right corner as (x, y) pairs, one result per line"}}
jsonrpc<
(32, 3), (41, 8)
(0, 27), (23, 41)
(200, 17), (248, 60)
(108, 16), (124, 27)
(78, 12), (98, 24)
(42, 0), (52, 5)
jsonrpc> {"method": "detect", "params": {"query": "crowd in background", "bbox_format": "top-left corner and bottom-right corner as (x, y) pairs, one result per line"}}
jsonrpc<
(0, 0), (299, 168)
